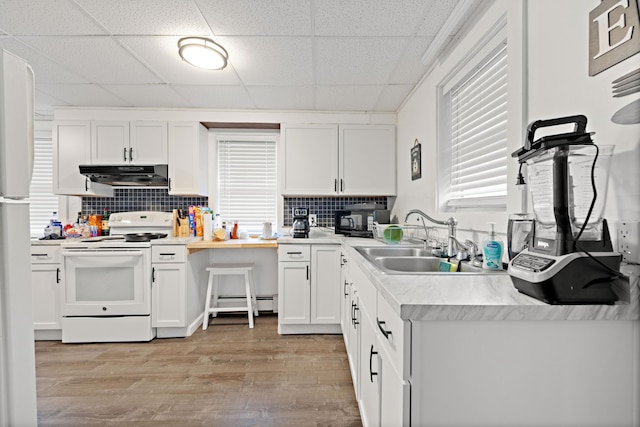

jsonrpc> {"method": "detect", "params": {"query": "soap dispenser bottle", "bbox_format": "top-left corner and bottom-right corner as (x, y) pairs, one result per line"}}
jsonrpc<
(482, 222), (504, 270)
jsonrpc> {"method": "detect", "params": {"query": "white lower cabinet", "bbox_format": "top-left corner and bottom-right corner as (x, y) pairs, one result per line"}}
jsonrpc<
(278, 244), (341, 334)
(30, 245), (62, 336)
(151, 245), (186, 328)
(359, 300), (381, 427)
(344, 246), (411, 427)
(345, 244), (638, 427)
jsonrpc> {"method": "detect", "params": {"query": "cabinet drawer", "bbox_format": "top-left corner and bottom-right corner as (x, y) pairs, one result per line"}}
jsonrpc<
(30, 245), (62, 264)
(278, 244), (310, 262)
(152, 245), (186, 263)
(376, 294), (410, 379)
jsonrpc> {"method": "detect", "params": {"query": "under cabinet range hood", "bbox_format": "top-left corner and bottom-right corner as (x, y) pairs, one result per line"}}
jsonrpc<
(79, 164), (168, 187)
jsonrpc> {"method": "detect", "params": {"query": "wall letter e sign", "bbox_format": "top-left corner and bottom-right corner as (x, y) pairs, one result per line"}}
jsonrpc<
(589, 0), (640, 76)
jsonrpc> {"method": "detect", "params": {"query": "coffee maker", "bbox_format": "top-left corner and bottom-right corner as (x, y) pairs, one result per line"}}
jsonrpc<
(292, 207), (310, 238)
(507, 115), (621, 304)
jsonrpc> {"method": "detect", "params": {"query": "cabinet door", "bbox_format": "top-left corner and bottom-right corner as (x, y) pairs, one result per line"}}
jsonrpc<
(168, 122), (208, 196)
(31, 265), (61, 330)
(348, 289), (360, 398)
(339, 124), (396, 195)
(152, 263), (186, 328)
(340, 251), (351, 339)
(53, 121), (113, 196)
(359, 304), (381, 427)
(379, 351), (410, 427)
(91, 121), (130, 164)
(277, 261), (310, 324)
(131, 121), (168, 164)
(281, 124), (338, 195)
(311, 245), (341, 324)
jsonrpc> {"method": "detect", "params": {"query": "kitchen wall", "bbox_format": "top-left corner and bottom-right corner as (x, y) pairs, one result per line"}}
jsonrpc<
(393, 0), (640, 250)
(81, 188), (207, 216)
(282, 196), (388, 227)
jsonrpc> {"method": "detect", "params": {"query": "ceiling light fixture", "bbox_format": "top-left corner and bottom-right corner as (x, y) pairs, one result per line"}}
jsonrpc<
(178, 37), (228, 70)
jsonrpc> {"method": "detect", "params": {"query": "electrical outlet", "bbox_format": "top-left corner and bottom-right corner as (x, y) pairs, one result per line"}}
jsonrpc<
(618, 220), (640, 264)
(309, 214), (318, 227)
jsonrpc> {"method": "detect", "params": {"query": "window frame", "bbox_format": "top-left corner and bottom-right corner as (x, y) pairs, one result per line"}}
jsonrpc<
(437, 18), (510, 212)
(212, 131), (279, 235)
(29, 136), (59, 237)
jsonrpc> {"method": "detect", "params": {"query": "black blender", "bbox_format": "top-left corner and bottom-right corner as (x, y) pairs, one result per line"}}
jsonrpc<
(507, 115), (621, 304)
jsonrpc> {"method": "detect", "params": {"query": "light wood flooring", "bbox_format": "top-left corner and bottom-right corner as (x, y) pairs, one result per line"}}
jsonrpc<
(34, 314), (362, 426)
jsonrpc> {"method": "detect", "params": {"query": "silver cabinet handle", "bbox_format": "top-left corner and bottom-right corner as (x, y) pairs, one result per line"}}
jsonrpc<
(123, 147), (127, 162)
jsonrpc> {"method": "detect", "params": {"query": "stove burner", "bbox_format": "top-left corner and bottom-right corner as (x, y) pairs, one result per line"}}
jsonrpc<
(124, 233), (168, 242)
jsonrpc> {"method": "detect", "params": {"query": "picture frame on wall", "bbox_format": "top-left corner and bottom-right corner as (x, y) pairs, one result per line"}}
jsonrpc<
(411, 139), (422, 181)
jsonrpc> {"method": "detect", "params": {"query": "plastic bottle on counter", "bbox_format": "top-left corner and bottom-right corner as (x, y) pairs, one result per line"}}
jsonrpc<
(50, 212), (63, 236)
(482, 222), (504, 270)
(101, 208), (110, 236)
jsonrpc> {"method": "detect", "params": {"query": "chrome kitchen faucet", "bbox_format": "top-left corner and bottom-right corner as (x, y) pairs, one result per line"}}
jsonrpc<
(404, 209), (458, 258)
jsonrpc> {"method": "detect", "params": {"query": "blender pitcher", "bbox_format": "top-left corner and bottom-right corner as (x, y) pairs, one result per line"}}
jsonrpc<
(517, 115), (615, 256)
(508, 115), (620, 305)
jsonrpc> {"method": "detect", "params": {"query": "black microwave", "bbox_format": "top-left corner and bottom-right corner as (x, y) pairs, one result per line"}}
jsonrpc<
(335, 209), (390, 237)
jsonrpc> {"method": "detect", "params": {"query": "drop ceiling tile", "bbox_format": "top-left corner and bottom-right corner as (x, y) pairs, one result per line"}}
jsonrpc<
(220, 37), (313, 86)
(172, 85), (255, 109)
(101, 84), (191, 108)
(374, 84), (414, 112)
(246, 86), (315, 110)
(75, 0), (210, 35)
(417, 0), (460, 36)
(118, 36), (240, 85)
(315, 38), (408, 85)
(19, 37), (162, 84)
(34, 89), (69, 113)
(313, 0), (433, 36)
(37, 83), (130, 107)
(0, 37), (88, 83)
(389, 37), (433, 84)
(315, 85), (383, 111)
(0, 0), (107, 35)
(196, 0), (312, 36)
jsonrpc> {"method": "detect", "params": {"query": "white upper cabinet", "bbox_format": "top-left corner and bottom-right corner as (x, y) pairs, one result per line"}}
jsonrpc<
(281, 124), (339, 195)
(91, 121), (167, 165)
(167, 122), (208, 196)
(339, 124), (396, 196)
(53, 121), (113, 196)
(281, 123), (396, 196)
(91, 121), (130, 164)
(130, 121), (168, 164)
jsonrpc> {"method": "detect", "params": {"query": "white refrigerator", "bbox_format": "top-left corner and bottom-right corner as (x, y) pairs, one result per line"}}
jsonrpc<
(0, 49), (38, 426)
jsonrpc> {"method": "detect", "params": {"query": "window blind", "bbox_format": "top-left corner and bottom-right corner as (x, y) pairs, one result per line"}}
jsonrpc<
(28, 138), (58, 237)
(217, 136), (277, 234)
(446, 43), (508, 208)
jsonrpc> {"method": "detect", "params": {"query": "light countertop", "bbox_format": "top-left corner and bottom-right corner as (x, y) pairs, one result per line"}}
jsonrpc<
(186, 237), (278, 254)
(341, 239), (640, 322)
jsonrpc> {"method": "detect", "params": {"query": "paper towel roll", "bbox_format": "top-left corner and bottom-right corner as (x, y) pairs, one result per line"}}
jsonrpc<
(203, 213), (213, 241)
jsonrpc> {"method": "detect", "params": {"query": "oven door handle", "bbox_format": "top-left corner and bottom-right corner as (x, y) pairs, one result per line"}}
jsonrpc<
(62, 251), (144, 257)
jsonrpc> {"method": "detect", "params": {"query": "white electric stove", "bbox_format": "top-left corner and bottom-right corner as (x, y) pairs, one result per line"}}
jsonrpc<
(60, 211), (173, 343)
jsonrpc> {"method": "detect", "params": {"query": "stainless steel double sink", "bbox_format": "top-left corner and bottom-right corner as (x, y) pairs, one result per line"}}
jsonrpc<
(354, 246), (493, 275)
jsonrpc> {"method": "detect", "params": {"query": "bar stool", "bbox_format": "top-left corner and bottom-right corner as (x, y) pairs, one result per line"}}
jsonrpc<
(203, 263), (259, 330)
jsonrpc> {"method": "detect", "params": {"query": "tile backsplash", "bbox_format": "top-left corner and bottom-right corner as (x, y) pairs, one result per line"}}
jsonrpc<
(283, 196), (388, 227)
(82, 188), (208, 215)
(81, 190), (386, 229)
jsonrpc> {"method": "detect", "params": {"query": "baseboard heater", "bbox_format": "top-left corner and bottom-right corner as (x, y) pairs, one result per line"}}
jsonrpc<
(216, 295), (278, 313)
